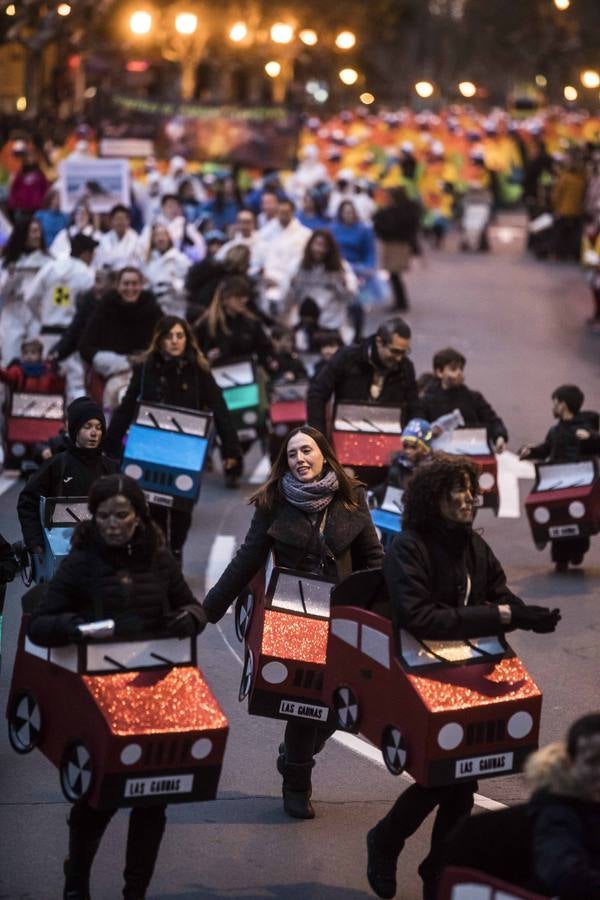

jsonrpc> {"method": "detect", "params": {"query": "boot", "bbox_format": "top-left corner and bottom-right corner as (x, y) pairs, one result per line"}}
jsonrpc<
(64, 803), (114, 900)
(366, 826), (401, 899)
(122, 806), (166, 899)
(278, 754), (315, 819)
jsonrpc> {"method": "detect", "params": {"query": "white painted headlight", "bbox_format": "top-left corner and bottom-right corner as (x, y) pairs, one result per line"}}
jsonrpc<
(568, 501), (585, 519)
(437, 722), (464, 750)
(120, 743), (142, 765)
(479, 472), (495, 490)
(191, 738), (212, 760)
(261, 661), (289, 684)
(175, 474), (194, 492)
(508, 711), (533, 739)
(533, 506), (550, 524)
(11, 442), (26, 457)
(242, 411), (258, 424)
(124, 463), (143, 480)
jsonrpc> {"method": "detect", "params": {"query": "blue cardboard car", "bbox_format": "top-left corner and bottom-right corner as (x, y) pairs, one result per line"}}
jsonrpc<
(33, 496), (90, 583)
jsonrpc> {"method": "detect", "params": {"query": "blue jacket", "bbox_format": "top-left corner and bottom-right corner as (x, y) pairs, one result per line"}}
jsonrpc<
(329, 221), (375, 271)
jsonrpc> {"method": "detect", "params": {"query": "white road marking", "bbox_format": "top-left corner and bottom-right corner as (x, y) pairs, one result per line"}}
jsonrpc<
(215, 621), (506, 810)
(497, 450), (535, 519)
(0, 470), (20, 497)
(249, 454), (271, 485)
(205, 535), (236, 611)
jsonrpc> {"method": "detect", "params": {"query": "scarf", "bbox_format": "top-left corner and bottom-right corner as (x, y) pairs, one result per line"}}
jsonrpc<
(281, 468), (339, 514)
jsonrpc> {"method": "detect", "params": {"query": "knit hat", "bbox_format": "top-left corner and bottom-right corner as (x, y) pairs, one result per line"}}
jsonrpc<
(67, 396), (106, 442)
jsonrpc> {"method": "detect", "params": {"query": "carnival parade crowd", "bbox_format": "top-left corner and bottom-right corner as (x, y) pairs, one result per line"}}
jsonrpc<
(0, 103), (599, 900)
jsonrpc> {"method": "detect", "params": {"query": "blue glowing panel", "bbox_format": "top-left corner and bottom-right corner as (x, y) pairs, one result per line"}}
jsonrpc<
(371, 508), (402, 534)
(125, 425), (208, 471)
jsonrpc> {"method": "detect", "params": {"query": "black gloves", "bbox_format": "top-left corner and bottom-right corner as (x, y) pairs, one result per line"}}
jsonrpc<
(511, 604), (561, 634)
(166, 606), (207, 638)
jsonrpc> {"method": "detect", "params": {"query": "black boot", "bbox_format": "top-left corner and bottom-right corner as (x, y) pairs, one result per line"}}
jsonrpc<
(64, 802), (115, 900)
(278, 752), (315, 819)
(122, 805), (166, 899)
(366, 826), (401, 899)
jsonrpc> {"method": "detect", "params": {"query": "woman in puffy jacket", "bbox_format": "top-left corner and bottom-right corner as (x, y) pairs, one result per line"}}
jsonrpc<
(28, 474), (207, 900)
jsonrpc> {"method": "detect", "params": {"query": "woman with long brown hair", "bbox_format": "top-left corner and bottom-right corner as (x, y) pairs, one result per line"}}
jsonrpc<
(194, 275), (274, 368)
(203, 425), (383, 819)
(105, 315), (242, 557)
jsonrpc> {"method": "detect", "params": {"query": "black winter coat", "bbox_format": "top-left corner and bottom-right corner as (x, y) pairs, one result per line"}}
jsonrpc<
(528, 414), (600, 463)
(104, 350), (242, 460)
(28, 522), (203, 647)
(373, 199), (420, 249)
(17, 441), (117, 550)
(421, 381), (508, 443)
(51, 289), (96, 362)
(203, 489), (383, 622)
(78, 290), (163, 364)
(195, 312), (273, 369)
(529, 789), (600, 898)
(384, 522), (523, 640)
(307, 337), (422, 436)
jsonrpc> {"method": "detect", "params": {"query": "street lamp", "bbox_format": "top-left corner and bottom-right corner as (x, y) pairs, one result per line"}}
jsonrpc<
(360, 92), (375, 105)
(129, 10), (153, 35)
(564, 85), (578, 101)
(5, 4), (16, 15)
(229, 21), (248, 42)
(458, 81), (476, 98)
(57, 3), (71, 15)
(299, 29), (318, 46)
(415, 80), (434, 98)
(535, 74), (547, 87)
(175, 12), (197, 35)
(581, 69), (600, 89)
(339, 68), (359, 86)
(270, 22), (294, 44)
(553, 0), (570, 9)
(335, 30), (356, 50)
(265, 60), (282, 78)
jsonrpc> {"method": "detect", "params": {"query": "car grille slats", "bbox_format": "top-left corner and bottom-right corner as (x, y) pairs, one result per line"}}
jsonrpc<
(292, 668), (323, 690)
(466, 719), (506, 747)
(142, 738), (188, 766)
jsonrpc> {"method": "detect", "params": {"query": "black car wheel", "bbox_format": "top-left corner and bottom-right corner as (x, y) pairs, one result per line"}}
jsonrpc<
(234, 590), (254, 642)
(238, 648), (254, 702)
(60, 742), (93, 801)
(332, 685), (360, 733)
(381, 726), (407, 776)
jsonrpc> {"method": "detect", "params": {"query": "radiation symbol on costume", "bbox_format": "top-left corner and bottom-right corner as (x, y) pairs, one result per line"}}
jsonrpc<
(53, 285), (71, 306)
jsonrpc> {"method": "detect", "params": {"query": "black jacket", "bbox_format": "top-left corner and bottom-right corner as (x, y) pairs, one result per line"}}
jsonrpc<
(17, 441), (117, 550)
(307, 337), (421, 436)
(373, 199), (420, 249)
(529, 789), (600, 899)
(528, 414), (600, 463)
(384, 522), (523, 640)
(422, 381), (508, 443)
(195, 312), (273, 369)
(28, 522), (203, 647)
(203, 489), (383, 623)
(104, 350), (242, 460)
(78, 289), (163, 364)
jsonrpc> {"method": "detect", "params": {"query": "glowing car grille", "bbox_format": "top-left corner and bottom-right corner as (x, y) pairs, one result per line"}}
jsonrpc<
(466, 719), (506, 746)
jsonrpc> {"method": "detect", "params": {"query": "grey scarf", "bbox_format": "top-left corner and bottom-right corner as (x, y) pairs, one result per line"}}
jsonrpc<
(281, 468), (339, 514)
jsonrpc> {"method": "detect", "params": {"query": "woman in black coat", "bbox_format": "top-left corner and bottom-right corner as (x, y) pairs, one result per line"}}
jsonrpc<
(78, 267), (163, 379)
(105, 316), (243, 557)
(17, 396), (117, 556)
(28, 475), (207, 900)
(203, 425), (383, 819)
(194, 275), (274, 370)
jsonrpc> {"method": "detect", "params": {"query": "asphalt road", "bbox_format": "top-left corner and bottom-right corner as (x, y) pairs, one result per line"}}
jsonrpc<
(1, 225), (599, 899)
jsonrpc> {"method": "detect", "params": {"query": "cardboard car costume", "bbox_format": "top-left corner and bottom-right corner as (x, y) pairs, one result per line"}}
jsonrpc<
(7, 618), (228, 809)
(432, 427), (499, 513)
(33, 496), (91, 583)
(524, 458), (600, 548)
(5, 390), (64, 470)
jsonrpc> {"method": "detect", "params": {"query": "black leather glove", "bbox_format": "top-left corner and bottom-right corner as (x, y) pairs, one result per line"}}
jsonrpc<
(166, 607), (207, 638)
(511, 604), (561, 633)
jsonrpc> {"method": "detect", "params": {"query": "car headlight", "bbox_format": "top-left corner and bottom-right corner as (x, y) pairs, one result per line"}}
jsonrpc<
(274, 424), (288, 436)
(242, 411), (258, 425)
(124, 463), (143, 480)
(507, 711), (533, 739)
(261, 661), (289, 684)
(11, 442), (26, 457)
(533, 506), (550, 524)
(175, 474), (194, 492)
(120, 743), (142, 765)
(568, 501), (585, 520)
(478, 472), (495, 490)
(191, 738), (212, 760)
(437, 722), (464, 751)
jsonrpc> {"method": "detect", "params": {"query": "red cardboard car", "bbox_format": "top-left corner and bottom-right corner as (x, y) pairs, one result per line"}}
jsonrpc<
(331, 402), (403, 471)
(235, 565), (334, 726)
(7, 616), (228, 809)
(4, 390), (64, 470)
(524, 459), (600, 548)
(438, 867), (549, 900)
(325, 571), (542, 787)
(267, 381), (308, 461)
